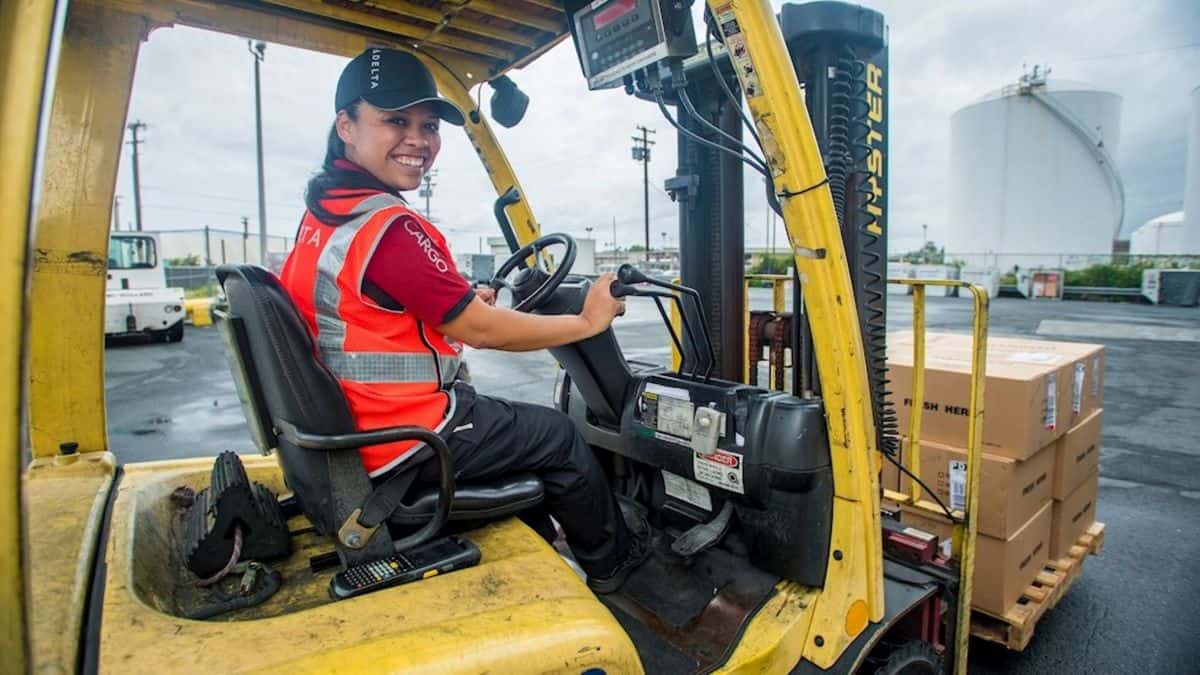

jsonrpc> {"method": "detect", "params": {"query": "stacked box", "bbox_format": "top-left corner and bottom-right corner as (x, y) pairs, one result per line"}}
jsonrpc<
(886, 331), (1104, 616)
(1049, 411), (1102, 558)
(900, 502), (1052, 616)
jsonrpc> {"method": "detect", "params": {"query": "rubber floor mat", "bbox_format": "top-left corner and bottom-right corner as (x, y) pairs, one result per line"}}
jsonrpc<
(600, 532), (778, 673)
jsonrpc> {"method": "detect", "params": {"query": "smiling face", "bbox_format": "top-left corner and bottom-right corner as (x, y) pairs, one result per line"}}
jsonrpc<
(337, 100), (442, 192)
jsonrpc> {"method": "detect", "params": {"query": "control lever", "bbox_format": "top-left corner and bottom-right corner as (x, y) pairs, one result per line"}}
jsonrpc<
(609, 263), (716, 380)
(609, 263), (647, 298)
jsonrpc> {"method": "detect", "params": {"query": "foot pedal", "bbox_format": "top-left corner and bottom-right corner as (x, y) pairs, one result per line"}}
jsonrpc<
(184, 451), (291, 578)
(330, 535), (481, 600)
(671, 500), (734, 557)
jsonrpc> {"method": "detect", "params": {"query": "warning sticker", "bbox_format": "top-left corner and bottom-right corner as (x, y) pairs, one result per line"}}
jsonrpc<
(949, 460), (967, 511)
(1045, 373), (1057, 430)
(1073, 363), (1085, 414)
(662, 471), (713, 511)
(1091, 355), (1101, 396)
(657, 396), (693, 439)
(693, 450), (745, 495)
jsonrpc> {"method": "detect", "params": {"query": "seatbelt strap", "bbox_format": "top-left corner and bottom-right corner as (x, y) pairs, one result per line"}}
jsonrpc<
(326, 449), (395, 566)
(358, 464), (420, 528)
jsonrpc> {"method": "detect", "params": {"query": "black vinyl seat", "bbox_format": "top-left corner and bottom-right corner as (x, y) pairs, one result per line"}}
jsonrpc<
(214, 264), (543, 564)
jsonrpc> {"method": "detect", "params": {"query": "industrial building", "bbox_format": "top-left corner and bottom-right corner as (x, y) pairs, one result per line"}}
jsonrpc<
(946, 69), (1124, 272)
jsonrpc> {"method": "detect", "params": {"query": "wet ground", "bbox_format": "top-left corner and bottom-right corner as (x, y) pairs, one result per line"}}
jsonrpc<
(104, 291), (1200, 672)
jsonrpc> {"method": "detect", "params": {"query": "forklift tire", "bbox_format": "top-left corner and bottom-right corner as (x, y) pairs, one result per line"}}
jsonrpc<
(167, 321), (184, 343)
(873, 641), (941, 675)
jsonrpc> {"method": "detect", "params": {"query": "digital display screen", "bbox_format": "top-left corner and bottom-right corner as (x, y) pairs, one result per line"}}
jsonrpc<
(593, 0), (638, 30)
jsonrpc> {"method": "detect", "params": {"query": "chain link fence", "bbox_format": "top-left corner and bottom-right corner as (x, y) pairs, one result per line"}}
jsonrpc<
(149, 227), (293, 293)
(944, 251), (1200, 272)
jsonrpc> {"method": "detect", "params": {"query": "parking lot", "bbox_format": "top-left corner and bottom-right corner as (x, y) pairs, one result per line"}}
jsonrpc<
(104, 294), (1200, 672)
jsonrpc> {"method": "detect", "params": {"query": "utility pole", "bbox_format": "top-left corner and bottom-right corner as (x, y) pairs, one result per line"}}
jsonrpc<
(631, 126), (655, 261)
(585, 226), (594, 241)
(611, 216), (617, 253)
(419, 170), (437, 219)
(112, 195), (122, 232)
(127, 120), (147, 231)
(242, 216), (250, 262)
(249, 41), (268, 264)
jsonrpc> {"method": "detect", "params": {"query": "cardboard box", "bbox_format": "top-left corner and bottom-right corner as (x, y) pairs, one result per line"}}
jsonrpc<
(1053, 409), (1102, 499)
(901, 501), (1053, 616)
(889, 332), (1073, 460)
(1050, 470), (1099, 559)
(895, 437), (1053, 539)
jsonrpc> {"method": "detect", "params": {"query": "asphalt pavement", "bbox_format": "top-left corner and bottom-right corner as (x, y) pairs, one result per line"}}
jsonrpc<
(103, 292), (1200, 672)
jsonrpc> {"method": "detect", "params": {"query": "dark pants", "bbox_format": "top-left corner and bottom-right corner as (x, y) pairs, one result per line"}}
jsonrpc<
(420, 392), (630, 577)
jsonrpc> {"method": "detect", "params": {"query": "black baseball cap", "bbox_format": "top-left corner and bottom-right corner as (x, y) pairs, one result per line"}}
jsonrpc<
(335, 48), (465, 126)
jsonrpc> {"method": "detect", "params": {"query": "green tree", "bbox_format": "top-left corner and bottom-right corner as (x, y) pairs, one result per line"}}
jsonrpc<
(901, 242), (944, 265)
(166, 254), (201, 266)
(749, 253), (792, 275)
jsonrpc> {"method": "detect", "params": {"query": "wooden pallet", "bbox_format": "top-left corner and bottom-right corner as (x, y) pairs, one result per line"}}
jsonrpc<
(969, 521), (1106, 651)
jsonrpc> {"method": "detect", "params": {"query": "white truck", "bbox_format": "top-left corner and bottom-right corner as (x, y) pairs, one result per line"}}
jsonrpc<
(105, 232), (186, 342)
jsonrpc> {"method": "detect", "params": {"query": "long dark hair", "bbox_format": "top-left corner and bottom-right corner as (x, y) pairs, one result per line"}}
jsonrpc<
(304, 100), (402, 225)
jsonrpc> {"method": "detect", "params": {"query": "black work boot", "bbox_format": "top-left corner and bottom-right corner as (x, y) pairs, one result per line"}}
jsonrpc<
(587, 502), (651, 594)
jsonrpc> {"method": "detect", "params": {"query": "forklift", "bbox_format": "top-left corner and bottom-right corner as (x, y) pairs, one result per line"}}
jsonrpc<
(2, 0), (988, 673)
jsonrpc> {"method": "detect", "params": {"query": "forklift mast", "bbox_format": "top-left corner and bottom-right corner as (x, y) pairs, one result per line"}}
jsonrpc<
(781, 2), (893, 454)
(675, 2), (892, 453)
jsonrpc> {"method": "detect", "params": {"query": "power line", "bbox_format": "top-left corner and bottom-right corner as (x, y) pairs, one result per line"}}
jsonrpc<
(127, 121), (147, 231)
(631, 126), (656, 262)
(419, 170), (438, 220)
(1056, 40), (1200, 63)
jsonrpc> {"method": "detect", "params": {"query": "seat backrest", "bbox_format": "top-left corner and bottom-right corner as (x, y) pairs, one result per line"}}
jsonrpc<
(215, 264), (360, 536)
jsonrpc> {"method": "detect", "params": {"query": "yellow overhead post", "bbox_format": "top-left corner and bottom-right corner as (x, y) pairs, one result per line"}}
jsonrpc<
(422, 58), (543, 247)
(27, 1), (153, 459)
(709, 1), (882, 666)
(0, 0), (68, 666)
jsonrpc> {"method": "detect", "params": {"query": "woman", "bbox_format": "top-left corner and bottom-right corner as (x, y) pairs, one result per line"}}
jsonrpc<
(279, 48), (648, 593)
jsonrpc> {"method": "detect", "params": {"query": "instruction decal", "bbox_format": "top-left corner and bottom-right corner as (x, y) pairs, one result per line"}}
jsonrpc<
(949, 460), (966, 511)
(693, 449), (745, 494)
(1073, 363), (1085, 414)
(714, 4), (762, 99)
(1091, 356), (1101, 396)
(662, 471), (713, 510)
(1045, 373), (1057, 430)
(657, 396), (694, 439)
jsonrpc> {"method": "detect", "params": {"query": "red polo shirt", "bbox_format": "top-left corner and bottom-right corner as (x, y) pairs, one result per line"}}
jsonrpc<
(363, 210), (474, 326)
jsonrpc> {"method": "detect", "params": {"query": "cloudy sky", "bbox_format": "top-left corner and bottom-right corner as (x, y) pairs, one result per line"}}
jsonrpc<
(115, 0), (1200, 258)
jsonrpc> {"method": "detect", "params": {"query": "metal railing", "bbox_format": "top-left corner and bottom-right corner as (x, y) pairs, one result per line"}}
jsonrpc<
(883, 278), (989, 675)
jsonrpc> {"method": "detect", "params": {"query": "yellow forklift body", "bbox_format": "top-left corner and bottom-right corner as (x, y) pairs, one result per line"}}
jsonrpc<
(96, 454), (641, 674)
(1, 0), (974, 672)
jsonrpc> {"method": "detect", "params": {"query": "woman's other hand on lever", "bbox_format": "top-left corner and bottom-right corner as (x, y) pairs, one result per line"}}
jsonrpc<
(582, 272), (625, 332)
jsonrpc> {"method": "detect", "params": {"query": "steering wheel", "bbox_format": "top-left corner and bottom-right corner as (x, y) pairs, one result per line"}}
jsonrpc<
(490, 233), (576, 312)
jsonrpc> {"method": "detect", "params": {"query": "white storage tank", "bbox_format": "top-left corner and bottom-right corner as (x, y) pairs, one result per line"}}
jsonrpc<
(1182, 85), (1200, 252)
(1130, 211), (1187, 255)
(946, 69), (1123, 272)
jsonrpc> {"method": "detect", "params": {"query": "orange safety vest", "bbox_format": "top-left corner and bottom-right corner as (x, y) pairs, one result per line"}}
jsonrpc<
(280, 190), (461, 477)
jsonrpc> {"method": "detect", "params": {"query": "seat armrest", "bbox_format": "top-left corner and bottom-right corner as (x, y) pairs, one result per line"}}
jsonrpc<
(274, 419), (444, 451)
(273, 418), (456, 553)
